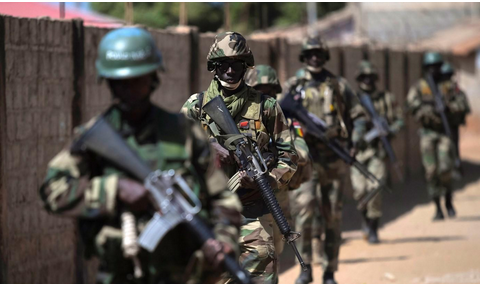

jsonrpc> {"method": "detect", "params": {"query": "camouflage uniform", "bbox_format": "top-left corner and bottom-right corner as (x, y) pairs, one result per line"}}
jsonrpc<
(351, 61), (404, 220)
(283, 37), (366, 277)
(407, 57), (469, 200)
(246, 65), (313, 257)
(39, 27), (242, 284)
(181, 33), (298, 284)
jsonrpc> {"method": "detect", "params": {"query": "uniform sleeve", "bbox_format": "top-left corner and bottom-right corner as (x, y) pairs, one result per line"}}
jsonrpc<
(39, 127), (119, 219)
(187, 120), (242, 254)
(264, 98), (299, 189)
(180, 93), (202, 121)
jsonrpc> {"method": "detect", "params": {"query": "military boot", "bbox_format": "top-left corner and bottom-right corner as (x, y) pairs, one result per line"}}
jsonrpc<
(367, 218), (380, 244)
(445, 192), (456, 218)
(295, 264), (313, 284)
(433, 197), (444, 221)
(323, 271), (338, 284)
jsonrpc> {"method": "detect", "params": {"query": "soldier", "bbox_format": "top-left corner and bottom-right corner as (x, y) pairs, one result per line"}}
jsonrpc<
(181, 32), (298, 284)
(39, 27), (242, 284)
(440, 62), (471, 179)
(351, 60), (404, 244)
(283, 36), (366, 284)
(245, 65), (313, 258)
(407, 52), (468, 220)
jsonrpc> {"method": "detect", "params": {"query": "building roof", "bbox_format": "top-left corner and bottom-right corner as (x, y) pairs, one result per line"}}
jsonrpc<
(0, 2), (124, 27)
(408, 19), (480, 56)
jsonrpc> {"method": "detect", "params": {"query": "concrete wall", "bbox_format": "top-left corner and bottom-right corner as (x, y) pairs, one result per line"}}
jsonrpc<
(0, 15), (475, 284)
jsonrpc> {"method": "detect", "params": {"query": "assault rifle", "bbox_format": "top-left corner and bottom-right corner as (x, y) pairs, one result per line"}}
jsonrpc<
(359, 92), (403, 182)
(71, 116), (252, 284)
(203, 95), (308, 272)
(425, 74), (462, 170)
(279, 87), (392, 211)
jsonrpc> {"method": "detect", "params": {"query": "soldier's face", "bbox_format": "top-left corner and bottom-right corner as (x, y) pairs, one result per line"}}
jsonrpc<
(215, 59), (246, 84)
(303, 49), (325, 68)
(426, 63), (443, 79)
(108, 73), (154, 107)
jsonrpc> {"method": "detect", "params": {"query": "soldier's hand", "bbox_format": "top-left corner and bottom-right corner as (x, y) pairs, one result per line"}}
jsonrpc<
(239, 171), (258, 190)
(201, 238), (233, 272)
(210, 140), (235, 165)
(118, 178), (150, 212)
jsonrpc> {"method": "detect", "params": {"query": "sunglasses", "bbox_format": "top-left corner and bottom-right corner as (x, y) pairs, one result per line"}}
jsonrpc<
(214, 60), (246, 72)
(303, 50), (324, 59)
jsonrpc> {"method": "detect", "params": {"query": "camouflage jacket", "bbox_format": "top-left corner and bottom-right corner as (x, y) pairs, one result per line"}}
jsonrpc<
(353, 89), (404, 161)
(284, 67), (366, 166)
(181, 79), (298, 199)
(407, 78), (470, 132)
(39, 105), (242, 284)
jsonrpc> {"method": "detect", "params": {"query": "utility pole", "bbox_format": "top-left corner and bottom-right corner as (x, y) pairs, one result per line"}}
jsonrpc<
(179, 2), (188, 26)
(306, 2), (318, 36)
(224, 2), (231, 31)
(124, 2), (134, 25)
(59, 2), (65, 19)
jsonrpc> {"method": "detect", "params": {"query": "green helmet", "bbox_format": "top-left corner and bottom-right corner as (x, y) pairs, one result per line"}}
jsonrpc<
(423, 51), (443, 66)
(96, 27), (163, 80)
(441, 62), (454, 76)
(299, 36), (330, 62)
(355, 60), (378, 81)
(245, 65), (282, 93)
(207, 31), (254, 71)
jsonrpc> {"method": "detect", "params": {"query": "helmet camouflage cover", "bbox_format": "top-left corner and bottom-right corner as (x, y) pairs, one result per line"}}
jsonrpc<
(440, 62), (454, 75)
(207, 31), (255, 68)
(96, 27), (164, 79)
(245, 65), (282, 93)
(299, 36), (330, 62)
(355, 60), (378, 81)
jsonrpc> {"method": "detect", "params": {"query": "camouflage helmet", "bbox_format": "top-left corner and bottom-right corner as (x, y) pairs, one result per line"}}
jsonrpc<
(423, 51), (444, 66)
(207, 31), (254, 71)
(355, 60), (378, 81)
(299, 36), (330, 62)
(96, 27), (164, 79)
(245, 65), (282, 93)
(295, 68), (306, 79)
(441, 62), (454, 76)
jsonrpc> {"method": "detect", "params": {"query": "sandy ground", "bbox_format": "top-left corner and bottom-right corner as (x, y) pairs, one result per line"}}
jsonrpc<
(278, 121), (480, 284)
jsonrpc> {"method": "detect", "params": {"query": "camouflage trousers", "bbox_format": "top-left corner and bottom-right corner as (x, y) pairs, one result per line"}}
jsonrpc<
(227, 214), (277, 284)
(289, 160), (346, 272)
(419, 129), (454, 198)
(350, 151), (386, 219)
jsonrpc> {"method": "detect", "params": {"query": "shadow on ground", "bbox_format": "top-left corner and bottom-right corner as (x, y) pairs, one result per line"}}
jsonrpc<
(279, 160), (480, 274)
(340, 255), (409, 264)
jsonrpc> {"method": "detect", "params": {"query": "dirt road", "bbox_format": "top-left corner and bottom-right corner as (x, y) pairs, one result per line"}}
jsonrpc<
(278, 123), (480, 284)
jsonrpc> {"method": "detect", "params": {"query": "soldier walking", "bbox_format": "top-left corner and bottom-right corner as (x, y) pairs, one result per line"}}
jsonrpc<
(181, 32), (298, 284)
(350, 60), (404, 244)
(407, 52), (469, 220)
(283, 36), (366, 284)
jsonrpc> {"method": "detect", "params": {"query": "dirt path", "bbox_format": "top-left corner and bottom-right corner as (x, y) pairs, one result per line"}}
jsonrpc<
(279, 123), (480, 284)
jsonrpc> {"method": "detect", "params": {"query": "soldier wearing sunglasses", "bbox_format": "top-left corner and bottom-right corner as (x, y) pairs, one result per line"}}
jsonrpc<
(181, 32), (298, 284)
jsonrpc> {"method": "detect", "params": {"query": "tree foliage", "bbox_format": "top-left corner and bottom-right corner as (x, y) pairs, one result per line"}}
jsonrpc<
(91, 2), (345, 33)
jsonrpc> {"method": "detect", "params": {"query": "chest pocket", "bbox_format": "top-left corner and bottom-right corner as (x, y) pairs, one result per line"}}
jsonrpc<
(303, 81), (339, 124)
(236, 93), (272, 151)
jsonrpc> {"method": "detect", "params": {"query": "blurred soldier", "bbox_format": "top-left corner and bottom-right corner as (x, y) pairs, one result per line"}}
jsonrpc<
(181, 32), (298, 284)
(407, 52), (469, 220)
(351, 60), (404, 244)
(245, 64), (313, 258)
(39, 27), (242, 284)
(283, 36), (366, 284)
(440, 62), (471, 179)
